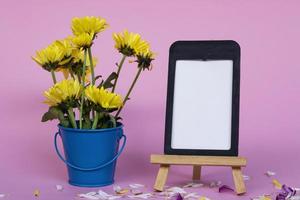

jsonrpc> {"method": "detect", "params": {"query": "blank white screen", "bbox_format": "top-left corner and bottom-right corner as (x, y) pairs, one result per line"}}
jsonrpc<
(171, 60), (233, 150)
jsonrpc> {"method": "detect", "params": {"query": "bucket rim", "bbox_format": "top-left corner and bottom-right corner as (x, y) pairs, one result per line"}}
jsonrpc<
(58, 122), (123, 133)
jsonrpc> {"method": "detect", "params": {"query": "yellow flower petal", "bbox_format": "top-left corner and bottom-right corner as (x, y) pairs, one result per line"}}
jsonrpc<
(72, 33), (93, 49)
(85, 86), (123, 109)
(272, 179), (282, 189)
(112, 30), (150, 56)
(71, 16), (108, 36)
(32, 43), (65, 70)
(43, 79), (81, 106)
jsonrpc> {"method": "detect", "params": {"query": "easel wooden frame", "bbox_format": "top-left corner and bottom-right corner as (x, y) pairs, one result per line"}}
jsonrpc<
(151, 41), (247, 195)
(151, 154), (247, 195)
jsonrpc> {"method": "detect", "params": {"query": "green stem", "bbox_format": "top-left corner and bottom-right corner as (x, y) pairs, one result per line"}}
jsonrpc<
(67, 107), (77, 129)
(77, 74), (81, 83)
(115, 67), (143, 118)
(79, 49), (88, 129)
(70, 70), (75, 80)
(92, 112), (99, 129)
(88, 47), (96, 119)
(51, 69), (57, 84)
(88, 47), (95, 85)
(112, 55), (126, 92)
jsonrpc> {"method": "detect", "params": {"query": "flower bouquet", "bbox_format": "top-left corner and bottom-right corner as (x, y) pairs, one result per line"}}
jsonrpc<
(32, 16), (154, 187)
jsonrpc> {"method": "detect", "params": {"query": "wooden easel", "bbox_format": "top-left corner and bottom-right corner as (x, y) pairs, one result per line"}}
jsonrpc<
(150, 154), (247, 195)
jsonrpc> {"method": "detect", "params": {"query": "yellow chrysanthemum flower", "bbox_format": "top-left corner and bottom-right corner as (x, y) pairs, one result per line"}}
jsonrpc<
(73, 49), (98, 82)
(85, 86), (123, 109)
(32, 44), (66, 71)
(72, 33), (94, 49)
(57, 49), (98, 79)
(72, 49), (98, 66)
(44, 79), (81, 106)
(136, 49), (155, 70)
(113, 30), (150, 56)
(72, 16), (108, 37)
(53, 37), (73, 58)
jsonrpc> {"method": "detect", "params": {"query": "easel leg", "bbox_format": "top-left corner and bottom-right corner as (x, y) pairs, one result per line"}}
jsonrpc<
(232, 167), (246, 195)
(154, 164), (169, 191)
(192, 165), (201, 180)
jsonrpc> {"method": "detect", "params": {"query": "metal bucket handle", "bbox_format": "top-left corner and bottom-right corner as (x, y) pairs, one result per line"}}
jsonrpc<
(54, 130), (126, 171)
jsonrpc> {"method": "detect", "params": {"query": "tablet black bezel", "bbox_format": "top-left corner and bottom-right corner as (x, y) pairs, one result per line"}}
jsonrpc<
(164, 40), (241, 156)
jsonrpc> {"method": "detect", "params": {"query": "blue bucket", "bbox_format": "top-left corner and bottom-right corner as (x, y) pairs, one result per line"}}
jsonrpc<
(54, 124), (126, 187)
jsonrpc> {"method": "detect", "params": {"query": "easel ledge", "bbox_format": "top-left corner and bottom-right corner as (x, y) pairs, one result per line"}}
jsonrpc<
(150, 154), (247, 195)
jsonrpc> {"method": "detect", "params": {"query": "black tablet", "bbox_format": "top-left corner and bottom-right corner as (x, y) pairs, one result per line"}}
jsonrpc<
(164, 40), (240, 156)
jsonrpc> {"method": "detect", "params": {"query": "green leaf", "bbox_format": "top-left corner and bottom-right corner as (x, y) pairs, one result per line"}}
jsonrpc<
(60, 118), (70, 127)
(97, 80), (104, 88)
(99, 114), (116, 129)
(101, 72), (118, 89)
(41, 111), (56, 122)
(109, 114), (117, 128)
(41, 106), (70, 128)
(41, 107), (63, 122)
(115, 116), (122, 121)
(95, 75), (102, 81)
(82, 116), (91, 129)
(115, 116), (122, 124)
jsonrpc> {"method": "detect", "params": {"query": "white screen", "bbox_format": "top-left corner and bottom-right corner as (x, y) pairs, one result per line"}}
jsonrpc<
(171, 60), (233, 150)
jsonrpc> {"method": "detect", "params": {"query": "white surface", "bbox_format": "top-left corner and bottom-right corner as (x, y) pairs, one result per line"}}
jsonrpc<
(171, 60), (233, 150)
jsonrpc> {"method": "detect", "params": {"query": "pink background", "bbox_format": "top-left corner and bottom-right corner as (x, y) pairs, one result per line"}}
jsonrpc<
(1, 0), (300, 199)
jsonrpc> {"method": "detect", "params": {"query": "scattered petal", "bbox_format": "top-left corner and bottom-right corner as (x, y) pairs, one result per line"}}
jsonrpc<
(291, 196), (300, 200)
(209, 180), (222, 188)
(265, 171), (276, 177)
(183, 183), (194, 188)
(276, 184), (297, 200)
(218, 185), (234, 193)
(106, 196), (122, 200)
(176, 193), (183, 200)
(259, 195), (272, 200)
(131, 189), (143, 195)
(34, 189), (40, 197)
(113, 185), (122, 193)
(157, 191), (177, 198)
(184, 193), (200, 199)
(77, 190), (122, 200)
(166, 187), (187, 194)
(86, 192), (98, 196)
(243, 174), (251, 181)
(262, 195), (272, 200)
(199, 197), (211, 200)
(251, 195), (272, 200)
(183, 182), (204, 188)
(97, 190), (112, 199)
(129, 184), (145, 189)
(192, 183), (204, 188)
(113, 185), (129, 195)
(117, 189), (129, 195)
(209, 182), (216, 188)
(78, 193), (99, 200)
(56, 185), (63, 191)
(127, 193), (152, 199)
(272, 179), (282, 189)
(216, 181), (222, 187)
